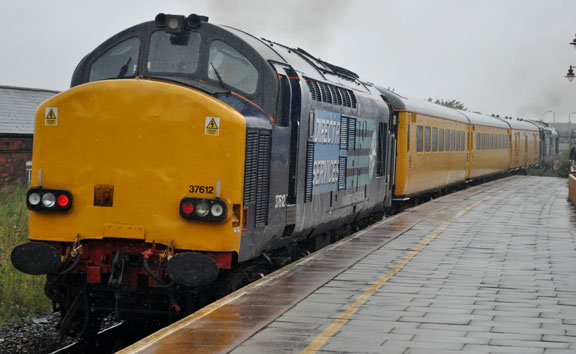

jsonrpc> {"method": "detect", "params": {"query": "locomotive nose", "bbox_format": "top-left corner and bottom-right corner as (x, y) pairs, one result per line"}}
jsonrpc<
(27, 78), (247, 254)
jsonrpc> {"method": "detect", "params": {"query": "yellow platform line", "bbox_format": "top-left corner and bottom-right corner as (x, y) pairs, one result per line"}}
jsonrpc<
(302, 190), (503, 353)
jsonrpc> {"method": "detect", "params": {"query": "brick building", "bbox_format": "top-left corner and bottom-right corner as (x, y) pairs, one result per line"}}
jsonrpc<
(0, 86), (59, 185)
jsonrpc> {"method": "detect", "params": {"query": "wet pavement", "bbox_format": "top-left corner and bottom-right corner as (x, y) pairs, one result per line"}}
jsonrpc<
(119, 176), (576, 354)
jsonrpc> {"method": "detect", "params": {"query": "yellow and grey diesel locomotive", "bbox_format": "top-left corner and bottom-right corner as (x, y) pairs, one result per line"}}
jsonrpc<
(11, 13), (556, 336)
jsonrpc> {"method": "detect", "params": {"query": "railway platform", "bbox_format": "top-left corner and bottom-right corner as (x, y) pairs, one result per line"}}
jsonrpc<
(119, 176), (576, 354)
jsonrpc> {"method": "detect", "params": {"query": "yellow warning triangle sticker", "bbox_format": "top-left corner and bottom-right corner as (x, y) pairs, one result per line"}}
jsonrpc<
(46, 109), (56, 120)
(206, 118), (218, 129)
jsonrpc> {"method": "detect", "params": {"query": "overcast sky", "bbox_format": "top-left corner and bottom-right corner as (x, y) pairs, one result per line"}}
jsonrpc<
(2, 0), (575, 123)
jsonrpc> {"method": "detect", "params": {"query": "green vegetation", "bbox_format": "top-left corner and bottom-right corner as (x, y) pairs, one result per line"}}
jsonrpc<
(527, 151), (571, 178)
(426, 97), (468, 111)
(0, 185), (50, 326)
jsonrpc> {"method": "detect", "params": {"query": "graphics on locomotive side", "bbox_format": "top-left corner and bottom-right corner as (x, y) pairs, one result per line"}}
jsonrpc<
(310, 109), (379, 195)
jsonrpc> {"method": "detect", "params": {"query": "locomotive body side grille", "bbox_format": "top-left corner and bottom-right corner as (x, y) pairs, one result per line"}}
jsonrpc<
(305, 141), (314, 202)
(338, 156), (347, 190)
(305, 78), (357, 109)
(340, 116), (349, 150)
(244, 129), (271, 227)
(307, 80), (321, 101)
(347, 117), (357, 150)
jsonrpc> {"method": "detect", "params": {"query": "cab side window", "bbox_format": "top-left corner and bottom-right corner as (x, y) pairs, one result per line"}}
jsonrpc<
(89, 37), (140, 82)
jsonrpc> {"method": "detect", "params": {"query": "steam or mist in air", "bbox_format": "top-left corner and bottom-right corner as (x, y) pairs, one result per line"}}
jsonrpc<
(1, 0), (576, 122)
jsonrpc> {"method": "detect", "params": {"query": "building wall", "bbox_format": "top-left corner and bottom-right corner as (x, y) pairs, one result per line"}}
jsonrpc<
(0, 135), (33, 185)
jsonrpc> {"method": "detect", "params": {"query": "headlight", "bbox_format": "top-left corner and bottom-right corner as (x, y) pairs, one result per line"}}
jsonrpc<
(195, 202), (210, 217)
(42, 193), (56, 208)
(211, 204), (224, 217)
(28, 192), (41, 206)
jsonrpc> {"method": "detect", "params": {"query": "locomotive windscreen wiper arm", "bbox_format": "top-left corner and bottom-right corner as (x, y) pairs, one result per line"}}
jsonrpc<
(210, 63), (226, 88)
(117, 57), (133, 78)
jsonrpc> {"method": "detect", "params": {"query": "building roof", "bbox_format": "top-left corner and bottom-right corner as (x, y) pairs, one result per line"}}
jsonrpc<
(0, 85), (59, 135)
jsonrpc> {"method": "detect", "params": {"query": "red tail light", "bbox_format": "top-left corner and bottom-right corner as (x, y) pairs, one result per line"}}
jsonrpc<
(57, 194), (70, 207)
(181, 202), (195, 215)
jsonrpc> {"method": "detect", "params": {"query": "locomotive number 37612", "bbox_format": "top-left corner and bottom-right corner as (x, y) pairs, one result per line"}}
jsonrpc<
(189, 185), (214, 194)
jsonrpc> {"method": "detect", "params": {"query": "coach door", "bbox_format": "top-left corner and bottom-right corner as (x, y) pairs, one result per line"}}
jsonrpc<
(269, 64), (301, 237)
(513, 132), (520, 166)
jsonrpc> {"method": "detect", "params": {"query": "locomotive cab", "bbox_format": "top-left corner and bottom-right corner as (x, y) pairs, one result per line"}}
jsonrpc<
(72, 13), (278, 115)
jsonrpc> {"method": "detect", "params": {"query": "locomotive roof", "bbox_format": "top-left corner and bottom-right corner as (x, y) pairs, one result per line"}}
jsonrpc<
(460, 111), (509, 129)
(223, 26), (369, 92)
(377, 87), (468, 124)
(496, 117), (539, 131)
(523, 119), (559, 136)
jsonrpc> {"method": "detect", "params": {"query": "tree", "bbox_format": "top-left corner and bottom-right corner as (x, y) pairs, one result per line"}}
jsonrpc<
(426, 98), (468, 111)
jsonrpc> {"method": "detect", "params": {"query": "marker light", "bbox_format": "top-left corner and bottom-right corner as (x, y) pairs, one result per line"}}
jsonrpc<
(28, 192), (41, 206)
(42, 193), (56, 208)
(181, 202), (194, 215)
(195, 202), (210, 217)
(57, 195), (70, 208)
(210, 204), (224, 217)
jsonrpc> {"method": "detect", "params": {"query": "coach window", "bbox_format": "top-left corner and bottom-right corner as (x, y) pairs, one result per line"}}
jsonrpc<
(455, 130), (460, 152)
(425, 127), (431, 152)
(432, 128), (438, 152)
(439, 128), (444, 152)
(148, 31), (200, 74)
(417, 126), (423, 152)
(451, 130), (455, 152)
(208, 40), (259, 95)
(89, 37), (140, 82)
(445, 129), (450, 151)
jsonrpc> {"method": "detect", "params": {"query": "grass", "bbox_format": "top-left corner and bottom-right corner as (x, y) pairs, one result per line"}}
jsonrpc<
(0, 184), (51, 327)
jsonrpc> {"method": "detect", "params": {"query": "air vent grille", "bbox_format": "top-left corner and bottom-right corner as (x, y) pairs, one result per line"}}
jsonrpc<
(305, 141), (314, 202)
(305, 78), (357, 109)
(244, 130), (271, 227)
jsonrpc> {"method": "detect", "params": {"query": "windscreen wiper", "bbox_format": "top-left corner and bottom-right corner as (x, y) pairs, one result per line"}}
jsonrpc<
(210, 63), (226, 88)
(117, 57), (133, 78)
